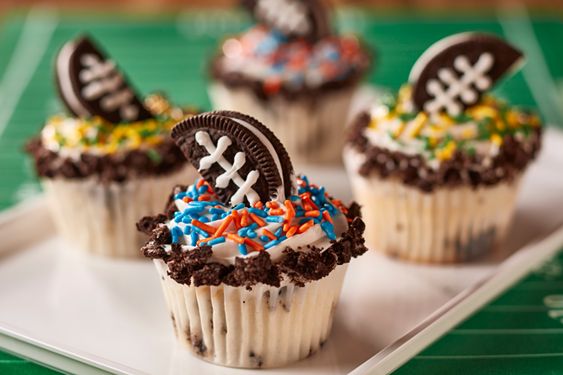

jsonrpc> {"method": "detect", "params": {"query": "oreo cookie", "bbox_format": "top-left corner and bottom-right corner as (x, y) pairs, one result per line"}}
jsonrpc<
(241, 0), (331, 41)
(172, 111), (295, 206)
(409, 33), (524, 116)
(55, 35), (153, 124)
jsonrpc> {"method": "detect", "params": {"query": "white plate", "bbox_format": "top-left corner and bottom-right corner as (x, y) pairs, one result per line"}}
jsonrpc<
(1, 129), (563, 375)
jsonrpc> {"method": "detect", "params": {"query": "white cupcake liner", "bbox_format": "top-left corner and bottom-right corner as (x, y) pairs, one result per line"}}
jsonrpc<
(209, 82), (358, 165)
(154, 260), (348, 368)
(344, 150), (521, 263)
(42, 165), (197, 258)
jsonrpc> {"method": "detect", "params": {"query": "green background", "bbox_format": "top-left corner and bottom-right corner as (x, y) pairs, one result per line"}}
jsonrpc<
(0, 8), (562, 374)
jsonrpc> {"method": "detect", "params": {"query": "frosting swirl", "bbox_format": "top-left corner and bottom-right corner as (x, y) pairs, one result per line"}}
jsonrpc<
(361, 85), (541, 169)
(214, 25), (369, 95)
(164, 175), (349, 265)
(40, 94), (196, 159)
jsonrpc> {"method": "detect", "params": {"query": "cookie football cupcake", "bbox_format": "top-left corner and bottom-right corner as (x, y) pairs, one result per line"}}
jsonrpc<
(26, 36), (198, 257)
(138, 110), (366, 368)
(209, 0), (371, 164)
(344, 33), (542, 263)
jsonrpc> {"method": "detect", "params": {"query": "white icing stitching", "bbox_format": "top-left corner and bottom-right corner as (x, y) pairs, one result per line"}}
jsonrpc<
(424, 52), (494, 116)
(195, 131), (260, 205)
(256, 0), (310, 36)
(79, 54), (139, 121)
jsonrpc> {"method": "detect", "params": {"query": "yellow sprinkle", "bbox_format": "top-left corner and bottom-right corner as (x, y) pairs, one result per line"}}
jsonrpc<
(469, 105), (497, 120)
(462, 127), (477, 139)
(428, 136), (439, 147)
(368, 118), (379, 130)
(435, 141), (457, 161)
(392, 121), (406, 138)
(438, 113), (454, 127)
(491, 133), (503, 146)
(496, 119), (506, 131)
(407, 113), (428, 138)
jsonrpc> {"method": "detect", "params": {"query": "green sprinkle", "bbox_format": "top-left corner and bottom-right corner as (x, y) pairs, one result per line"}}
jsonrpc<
(453, 113), (472, 123)
(147, 149), (162, 163)
(399, 112), (417, 122)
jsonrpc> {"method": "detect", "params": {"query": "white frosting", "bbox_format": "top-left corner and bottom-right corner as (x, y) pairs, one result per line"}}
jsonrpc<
(424, 53), (493, 116)
(255, 0), (310, 36)
(362, 103), (503, 169)
(166, 197), (348, 266)
(195, 131), (261, 205)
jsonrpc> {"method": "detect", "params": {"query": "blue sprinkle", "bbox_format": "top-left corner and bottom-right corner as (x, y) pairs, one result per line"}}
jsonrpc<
(183, 225), (192, 235)
(266, 216), (284, 223)
(259, 235), (270, 242)
(238, 244), (248, 255)
(174, 215), (183, 223)
(290, 195), (300, 202)
(188, 213), (202, 220)
(185, 206), (204, 215)
(211, 214), (222, 221)
(171, 226), (183, 244)
(182, 216), (192, 224)
(238, 227), (248, 237)
(199, 216), (210, 223)
(247, 230), (257, 239)
(190, 232), (198, 246)
(192, 226), (209, 238)
(209, 208), (225, 215)
(174, 192), (187, 200)
(264, 239), (281, 249)
(208, 237), (226, 246)
(248, 208), (267, 218)
(249, 223), (259, 230)
(275, 227), (284, 237)
(198, 185), (209, 194)
(321, 221), (336, 241)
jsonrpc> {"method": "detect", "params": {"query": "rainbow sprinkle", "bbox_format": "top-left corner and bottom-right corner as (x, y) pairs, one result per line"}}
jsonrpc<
(168, 176), (349, 255)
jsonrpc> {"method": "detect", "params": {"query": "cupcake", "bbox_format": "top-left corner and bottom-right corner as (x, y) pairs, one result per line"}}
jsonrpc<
(138, 110), (366, 368)
(209, 0), (371, 164)
(26, 36), (198, 258)
(343, 33), (542, 263)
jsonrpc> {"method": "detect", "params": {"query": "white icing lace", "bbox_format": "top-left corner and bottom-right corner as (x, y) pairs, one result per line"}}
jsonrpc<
(256, 0), (310, 36)
(424, 53), (494, 116)
(195, 131), (260, 205)
(79, 54), (140, 121)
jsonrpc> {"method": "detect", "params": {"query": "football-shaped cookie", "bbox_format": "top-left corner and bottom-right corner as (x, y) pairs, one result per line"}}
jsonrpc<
(55, 36), (153, 123)
(172, 111), (295, 206)
(409, 33), (524, 116)
(241, 0), (331, 41)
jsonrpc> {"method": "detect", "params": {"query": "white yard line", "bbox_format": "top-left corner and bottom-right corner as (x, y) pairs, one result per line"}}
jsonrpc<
(498, 6), (563, 125)
(417, 352), (563, 360)
(0, 8), (58, 139)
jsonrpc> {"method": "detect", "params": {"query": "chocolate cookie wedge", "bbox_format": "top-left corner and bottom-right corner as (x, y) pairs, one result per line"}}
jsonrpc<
(55, 35), (153, 123)
(172, 110), (294, 206)
(409, 32), (523, 116)
(241, 0), (331, 41)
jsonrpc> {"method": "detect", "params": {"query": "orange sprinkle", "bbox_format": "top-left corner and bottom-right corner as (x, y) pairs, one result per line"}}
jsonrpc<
(215, 216), (233, 237)
(244, 238), (263, 251)
(269, 208), (284, 216)
(231, 210), (241, 229)
(322, 211), (333, 224)
(284, 200), (295, 222)
(240, 210), (251, 227)
(198, 194), (212, 201)
(226, 233), (245, 244)
(304, 203), (313, 211)
(249, 213), (266, 227)
(262, 229), (277, 240)
(305, 210), (321, 218)
(286, 226), (298, 238)
(298, 220), (315, 234)
(196, 179), (205, 188)
(266, 201), (279, 209)
(253, 201), (264, 209)
(182, 197), (192, 203)
(192, 220), (217, 235)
